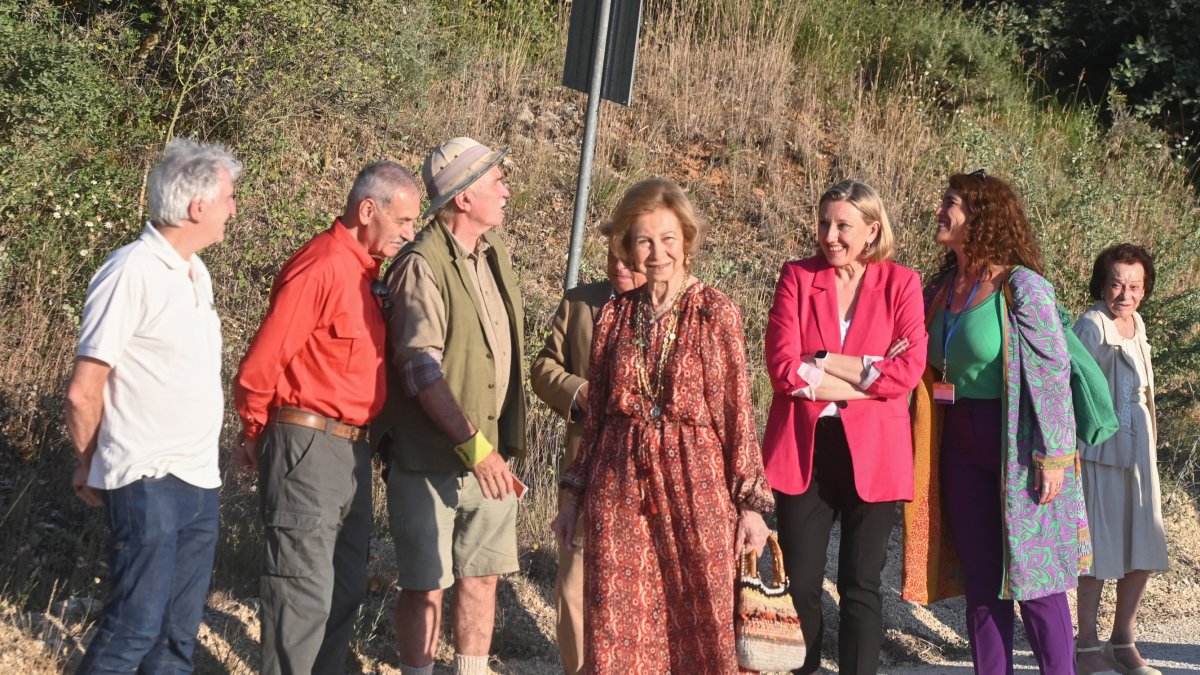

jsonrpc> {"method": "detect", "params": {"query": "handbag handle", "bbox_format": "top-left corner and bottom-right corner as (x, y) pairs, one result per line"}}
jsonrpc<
(740, 532), (786, 585)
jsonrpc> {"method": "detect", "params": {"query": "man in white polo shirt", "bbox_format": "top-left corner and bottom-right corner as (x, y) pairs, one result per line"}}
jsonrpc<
(65, 137), (240, 673)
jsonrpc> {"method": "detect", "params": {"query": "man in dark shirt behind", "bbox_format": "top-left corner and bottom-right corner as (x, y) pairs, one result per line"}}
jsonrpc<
(529, 223), (644, 674)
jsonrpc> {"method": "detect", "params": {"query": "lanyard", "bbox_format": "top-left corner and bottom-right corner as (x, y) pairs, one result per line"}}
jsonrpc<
(941, 274), (981, 380)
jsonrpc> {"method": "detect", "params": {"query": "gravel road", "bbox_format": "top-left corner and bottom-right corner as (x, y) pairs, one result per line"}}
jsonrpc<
(801, 489), (1200, 674)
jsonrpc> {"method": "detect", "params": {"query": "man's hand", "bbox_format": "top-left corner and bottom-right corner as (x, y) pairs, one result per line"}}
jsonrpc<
(72, 461), (102, 508)
(574, 382), (590, 409)
(472, 451), (513, 500)
(231, 434), (259, 472)
(65, 356), (108, 509)
(551, 499), (580, 550)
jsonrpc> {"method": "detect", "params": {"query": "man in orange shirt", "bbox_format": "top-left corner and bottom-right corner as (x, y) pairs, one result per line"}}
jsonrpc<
(234, 161), (420, 675)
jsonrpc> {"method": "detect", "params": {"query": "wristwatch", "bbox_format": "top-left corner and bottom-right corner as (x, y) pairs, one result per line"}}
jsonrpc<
(813, 349), (829, 369)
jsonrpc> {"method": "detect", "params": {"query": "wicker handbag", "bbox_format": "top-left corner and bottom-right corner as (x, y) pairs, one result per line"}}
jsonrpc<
(735, 533), (806, 672)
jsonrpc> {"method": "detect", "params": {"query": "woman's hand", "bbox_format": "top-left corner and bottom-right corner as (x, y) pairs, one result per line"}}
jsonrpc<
(1034, 467), (1065, 504)
(735, 509), (770, 556)
(886, 336), (911, 357)
(551, 499), (581, 550)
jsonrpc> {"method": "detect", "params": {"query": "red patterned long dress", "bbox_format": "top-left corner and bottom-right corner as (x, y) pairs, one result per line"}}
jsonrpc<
(561, 281), (775, 674)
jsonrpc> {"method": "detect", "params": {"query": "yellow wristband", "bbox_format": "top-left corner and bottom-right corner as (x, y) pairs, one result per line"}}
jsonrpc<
(454, 431), (494, 468)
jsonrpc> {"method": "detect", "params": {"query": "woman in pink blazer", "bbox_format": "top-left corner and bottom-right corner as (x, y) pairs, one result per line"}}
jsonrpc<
(762, 180), (927, 674)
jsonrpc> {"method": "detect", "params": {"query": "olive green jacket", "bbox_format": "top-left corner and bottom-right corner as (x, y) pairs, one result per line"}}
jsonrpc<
(372, 221), (526, 472)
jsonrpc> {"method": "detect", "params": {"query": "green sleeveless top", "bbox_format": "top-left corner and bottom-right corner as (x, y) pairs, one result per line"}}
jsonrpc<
(928, 289), (1004, 400)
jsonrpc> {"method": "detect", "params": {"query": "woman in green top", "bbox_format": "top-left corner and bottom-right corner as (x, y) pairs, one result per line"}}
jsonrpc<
(907, 170), (1087, 675)
(927, 285), (1004, 400)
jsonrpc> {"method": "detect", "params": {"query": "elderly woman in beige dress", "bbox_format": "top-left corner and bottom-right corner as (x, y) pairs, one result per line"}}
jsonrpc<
(1073, 244), (1169, 675)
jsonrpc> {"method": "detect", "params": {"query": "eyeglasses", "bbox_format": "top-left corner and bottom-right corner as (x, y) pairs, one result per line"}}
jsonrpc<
(967, 168), (987, 181)
(371, 279), (392, 312)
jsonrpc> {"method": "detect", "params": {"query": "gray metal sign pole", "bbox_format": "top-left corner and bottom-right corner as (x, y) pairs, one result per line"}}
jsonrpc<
(563, 0), (614, 290)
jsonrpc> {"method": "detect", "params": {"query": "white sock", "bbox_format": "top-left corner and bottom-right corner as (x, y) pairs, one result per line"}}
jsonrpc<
(454, 653), (490, 675)
(399, 663), (434, 675)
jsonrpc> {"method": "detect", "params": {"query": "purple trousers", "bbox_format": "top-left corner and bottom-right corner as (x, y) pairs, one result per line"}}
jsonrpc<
(940, 398), (1076, 675)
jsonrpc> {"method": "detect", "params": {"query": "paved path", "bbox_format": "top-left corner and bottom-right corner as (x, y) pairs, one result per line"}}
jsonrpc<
(885, 640), (1200, 674)
(805, 506), (1200, 675)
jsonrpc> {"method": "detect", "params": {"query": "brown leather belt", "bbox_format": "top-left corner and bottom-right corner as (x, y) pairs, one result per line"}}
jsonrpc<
(269, 407), (366, 442)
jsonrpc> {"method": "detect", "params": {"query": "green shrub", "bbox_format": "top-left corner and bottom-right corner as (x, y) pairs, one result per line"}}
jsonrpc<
(971, 0), (1200, 167)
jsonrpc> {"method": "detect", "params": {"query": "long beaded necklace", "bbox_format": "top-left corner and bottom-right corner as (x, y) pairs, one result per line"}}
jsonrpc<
(632, 287), (685, 420)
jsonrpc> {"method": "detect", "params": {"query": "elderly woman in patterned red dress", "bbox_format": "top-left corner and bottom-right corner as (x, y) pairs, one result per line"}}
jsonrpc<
(551, 177), (774, 674)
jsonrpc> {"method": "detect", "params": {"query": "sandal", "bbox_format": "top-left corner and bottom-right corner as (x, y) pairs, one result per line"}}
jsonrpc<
(1075, 644), (1120, 675)
(1102, 642), (1162, 675)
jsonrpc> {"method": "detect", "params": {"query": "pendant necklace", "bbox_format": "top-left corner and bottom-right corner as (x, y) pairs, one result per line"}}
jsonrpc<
(633, 287), (684, 421)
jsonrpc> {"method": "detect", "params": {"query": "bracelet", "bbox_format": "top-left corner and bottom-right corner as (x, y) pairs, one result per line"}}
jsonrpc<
(453, 431), (494, 468)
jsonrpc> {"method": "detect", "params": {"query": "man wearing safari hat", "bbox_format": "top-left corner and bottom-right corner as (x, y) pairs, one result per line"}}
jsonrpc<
(372, 137), (526, 675)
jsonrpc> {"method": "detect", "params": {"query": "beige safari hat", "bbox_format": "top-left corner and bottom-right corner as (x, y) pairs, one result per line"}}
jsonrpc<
(421, 137), (509, 219)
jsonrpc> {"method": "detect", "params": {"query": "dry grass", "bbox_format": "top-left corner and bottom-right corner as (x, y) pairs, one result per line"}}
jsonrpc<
(2, 0), (1199, 671)
(0, 607), (68, 673)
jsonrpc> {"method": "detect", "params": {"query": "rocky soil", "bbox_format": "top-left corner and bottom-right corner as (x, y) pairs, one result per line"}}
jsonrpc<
(4, 490), (1197, 674)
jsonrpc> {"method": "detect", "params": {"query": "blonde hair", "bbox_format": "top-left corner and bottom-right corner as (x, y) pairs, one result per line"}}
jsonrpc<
(607, 178), (706, 269)
(817, 179), (895, 262)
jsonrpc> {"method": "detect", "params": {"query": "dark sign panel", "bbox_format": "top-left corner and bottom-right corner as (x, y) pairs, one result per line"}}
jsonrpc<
(562, 0), (644, 107)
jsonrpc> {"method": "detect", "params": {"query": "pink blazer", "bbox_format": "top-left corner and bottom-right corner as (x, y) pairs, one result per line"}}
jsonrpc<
(762, 257), (928, 501)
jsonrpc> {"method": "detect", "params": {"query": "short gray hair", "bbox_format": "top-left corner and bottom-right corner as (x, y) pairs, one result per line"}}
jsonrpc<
(147, 137), (242, 227)
(347, 161), (419, 212)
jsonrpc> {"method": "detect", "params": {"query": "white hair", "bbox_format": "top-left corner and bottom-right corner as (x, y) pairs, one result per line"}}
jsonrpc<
(146, 137), (242, 227)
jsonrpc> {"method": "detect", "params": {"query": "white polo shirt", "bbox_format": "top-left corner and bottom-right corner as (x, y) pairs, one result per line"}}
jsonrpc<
(76, 224), (223, 490)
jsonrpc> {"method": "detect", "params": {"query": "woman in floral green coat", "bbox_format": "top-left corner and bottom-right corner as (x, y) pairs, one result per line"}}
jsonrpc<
(902, 170), (1091, 675)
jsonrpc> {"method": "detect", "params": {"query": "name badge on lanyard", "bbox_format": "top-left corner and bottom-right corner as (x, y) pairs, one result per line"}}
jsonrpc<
(933, 381), (956, 404)
(937, 275), (981, 405)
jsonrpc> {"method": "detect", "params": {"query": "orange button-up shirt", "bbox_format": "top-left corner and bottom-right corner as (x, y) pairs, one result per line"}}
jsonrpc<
(235, 220), (386, 441)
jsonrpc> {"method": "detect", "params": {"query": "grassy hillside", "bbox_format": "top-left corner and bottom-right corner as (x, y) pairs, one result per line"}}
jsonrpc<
(2, 0), (1198, 670)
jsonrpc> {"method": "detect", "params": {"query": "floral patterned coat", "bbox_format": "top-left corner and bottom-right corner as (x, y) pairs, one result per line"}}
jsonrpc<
(903, 266), (1092, 603)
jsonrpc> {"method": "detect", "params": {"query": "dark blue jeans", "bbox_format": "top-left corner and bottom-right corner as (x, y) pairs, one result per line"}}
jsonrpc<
(77, 475), (219, 674)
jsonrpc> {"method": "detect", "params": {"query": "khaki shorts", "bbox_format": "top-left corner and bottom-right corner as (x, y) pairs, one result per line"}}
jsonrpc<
(386, 468), (519, 590)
